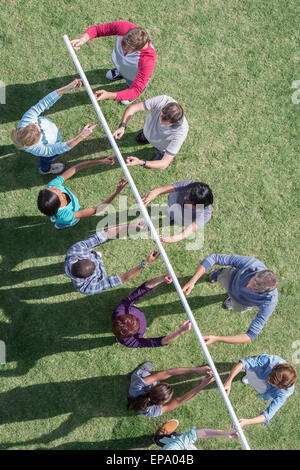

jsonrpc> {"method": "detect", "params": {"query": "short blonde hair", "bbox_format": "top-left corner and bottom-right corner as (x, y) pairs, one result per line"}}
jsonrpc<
(11, 124), (41, 149)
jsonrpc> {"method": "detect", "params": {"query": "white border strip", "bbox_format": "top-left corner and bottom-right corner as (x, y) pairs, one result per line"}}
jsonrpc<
(63, 34), (250, 450)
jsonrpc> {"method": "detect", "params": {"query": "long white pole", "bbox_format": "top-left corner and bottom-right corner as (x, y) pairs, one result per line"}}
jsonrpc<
(63, 34), (251, 450)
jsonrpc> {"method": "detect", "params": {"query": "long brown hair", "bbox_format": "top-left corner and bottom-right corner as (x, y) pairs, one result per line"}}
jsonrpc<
(127, 383), (173, 412)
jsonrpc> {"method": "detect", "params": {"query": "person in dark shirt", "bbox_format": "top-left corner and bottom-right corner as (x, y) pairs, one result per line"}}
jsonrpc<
(112, 275), (191, 348)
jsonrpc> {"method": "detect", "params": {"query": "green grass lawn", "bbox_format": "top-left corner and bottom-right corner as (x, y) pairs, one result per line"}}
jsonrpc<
(0, 0), (299, 450)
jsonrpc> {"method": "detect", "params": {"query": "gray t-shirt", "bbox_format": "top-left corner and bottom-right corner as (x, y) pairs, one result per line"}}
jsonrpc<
(167, 180), (212, 227)
(143, 95), (189, 156)
(129, 370), (163, 418)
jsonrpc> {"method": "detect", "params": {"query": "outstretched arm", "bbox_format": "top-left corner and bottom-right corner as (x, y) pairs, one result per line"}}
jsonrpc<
(113, 102), (145, 139)
(119, 250), (160, 284)
(143, 365), (212, 385)
(223, 361), (244, 396)
(182, 263), (206, 295)
(160, 222), (198, 244)
(161, 374), (215, 413)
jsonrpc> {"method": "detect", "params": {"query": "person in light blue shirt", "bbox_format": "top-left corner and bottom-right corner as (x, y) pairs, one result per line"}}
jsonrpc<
(224, 354), (296, 426)
(37, 156), (124, 229)
(11, 79), (98, 174)
(153, 420), (238, 450)
(183, 254), (278, 345)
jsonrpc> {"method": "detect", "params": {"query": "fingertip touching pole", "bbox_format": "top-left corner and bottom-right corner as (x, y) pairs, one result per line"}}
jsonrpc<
(63, 34), (251, 450)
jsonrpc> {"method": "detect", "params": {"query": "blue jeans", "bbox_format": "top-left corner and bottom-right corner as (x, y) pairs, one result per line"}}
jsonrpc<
(39, 154), (60, 172)
(153, 149), (164, 160)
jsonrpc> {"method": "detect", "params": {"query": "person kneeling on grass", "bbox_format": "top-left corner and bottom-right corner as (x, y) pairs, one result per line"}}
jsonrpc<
(37, 157), (123, 229)
(183, 254), (278, 345)
(223, 354), (296, 427)
(142, 180), (213, 243)
(112, 275), (192, 347)
(113, 95), (189, 170)
(153, 420), (238, 450)
(11, 79), (98, 175)
(65, 228), (160, 294)
(127, 362), (214, 418)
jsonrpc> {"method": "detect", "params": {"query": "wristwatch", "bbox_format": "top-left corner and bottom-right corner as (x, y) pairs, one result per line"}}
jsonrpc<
(143, 160), (147, 168)
(140, 260), (147, 269)
(120, 121), (127, 129)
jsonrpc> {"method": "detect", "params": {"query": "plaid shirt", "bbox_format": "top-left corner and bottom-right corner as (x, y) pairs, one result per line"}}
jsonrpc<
(65, 231), (122, 295)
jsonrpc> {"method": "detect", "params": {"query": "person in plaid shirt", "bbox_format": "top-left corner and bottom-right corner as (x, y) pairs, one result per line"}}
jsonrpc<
(65, 225), (160, 295)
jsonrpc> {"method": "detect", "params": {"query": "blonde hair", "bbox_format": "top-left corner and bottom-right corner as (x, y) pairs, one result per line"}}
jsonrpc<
(11, 124), (41, 149)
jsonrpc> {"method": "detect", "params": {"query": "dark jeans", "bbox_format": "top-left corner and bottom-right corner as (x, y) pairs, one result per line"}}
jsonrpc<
(39, 154), (60, 172)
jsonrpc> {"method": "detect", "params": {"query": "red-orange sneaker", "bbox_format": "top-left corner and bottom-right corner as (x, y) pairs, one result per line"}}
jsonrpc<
(156, 420), (179, 435)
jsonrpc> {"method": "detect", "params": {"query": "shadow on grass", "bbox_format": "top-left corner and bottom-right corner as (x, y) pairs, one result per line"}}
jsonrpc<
(48, 435), (152, 450)
(1, 69), (130, 126)
(0, 133), (145, 194)
(0, 363), (240, 449)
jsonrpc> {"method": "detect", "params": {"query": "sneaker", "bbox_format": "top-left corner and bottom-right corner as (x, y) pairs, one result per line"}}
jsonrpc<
(120, 99), (135, 105)
(156, 420), (179, 436)
(223, 296), (232, 310)
(242, 376), (249, 385)
(106, 68), (123, 81)
(139, 362), (154, 372)
(135, 130), (149, 144)
(209, 268), (223, 283)
(39, 163), (65, 175)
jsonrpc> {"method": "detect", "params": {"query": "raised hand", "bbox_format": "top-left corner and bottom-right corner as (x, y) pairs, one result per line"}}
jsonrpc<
(113, 127), (125, 140)
(146, 250), (160, 265)
(80, 124), (98, 139)
(115, 178), (128, 193)
(69, 78), (82, 89)
(182, 280), (195, 296)
(70, 38), (85, 51)
(104, 155), (116, 166)
(126, 156), (142, 167)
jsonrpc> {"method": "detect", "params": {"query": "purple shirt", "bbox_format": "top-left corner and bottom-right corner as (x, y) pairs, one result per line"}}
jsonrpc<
(111, 283), (166, 348)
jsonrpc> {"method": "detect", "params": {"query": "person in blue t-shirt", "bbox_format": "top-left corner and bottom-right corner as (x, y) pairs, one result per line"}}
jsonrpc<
(37, 157), (126, 229)
(224, 354), (296, 426)
(183, 254), (278, 345)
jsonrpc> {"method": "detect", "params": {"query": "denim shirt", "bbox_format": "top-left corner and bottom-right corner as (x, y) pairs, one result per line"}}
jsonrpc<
(240, 354), (295, 424)
(18, 91), (71, 157)
(200, 254), (278, 340)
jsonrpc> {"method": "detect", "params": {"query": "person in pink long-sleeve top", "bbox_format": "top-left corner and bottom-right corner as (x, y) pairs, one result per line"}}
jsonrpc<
(71, 21), (156, 105)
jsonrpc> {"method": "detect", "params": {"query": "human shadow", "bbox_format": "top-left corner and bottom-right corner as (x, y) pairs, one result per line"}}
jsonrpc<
(0, 369), (220, 449)
(0, 134), (141, 195)
(1, 69), (131, 126)
(0, 373), (130, 448)
(48, 435), (152, 450)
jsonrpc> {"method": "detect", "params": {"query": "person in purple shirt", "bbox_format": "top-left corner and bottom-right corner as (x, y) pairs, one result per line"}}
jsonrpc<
(112, 275), (192, 348)
(142, 180), (213, 243)
(183, 254), (278, 345)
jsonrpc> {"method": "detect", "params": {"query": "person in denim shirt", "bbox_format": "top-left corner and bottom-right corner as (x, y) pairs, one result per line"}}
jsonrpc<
(183, 254), (278, 345)
(224, 354), (296, 426)
(11, 79), (97, 174)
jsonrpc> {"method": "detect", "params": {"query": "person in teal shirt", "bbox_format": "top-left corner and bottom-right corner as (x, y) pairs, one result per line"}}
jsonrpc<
(11, 79), (98, 174)
(37, 156), (127, 229)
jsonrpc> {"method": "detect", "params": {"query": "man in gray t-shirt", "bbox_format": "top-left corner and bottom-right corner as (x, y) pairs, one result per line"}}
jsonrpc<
(113, 95), (189, 170)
